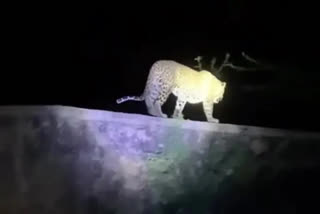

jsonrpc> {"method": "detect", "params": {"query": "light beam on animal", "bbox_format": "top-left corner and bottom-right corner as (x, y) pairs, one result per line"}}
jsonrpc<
(117, 60), (227, 123)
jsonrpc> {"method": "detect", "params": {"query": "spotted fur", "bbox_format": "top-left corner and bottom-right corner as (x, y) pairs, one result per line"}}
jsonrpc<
(116, 60), (227, 123)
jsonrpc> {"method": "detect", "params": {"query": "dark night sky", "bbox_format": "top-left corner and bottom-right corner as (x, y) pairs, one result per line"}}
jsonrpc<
(3, 1), (320, 131)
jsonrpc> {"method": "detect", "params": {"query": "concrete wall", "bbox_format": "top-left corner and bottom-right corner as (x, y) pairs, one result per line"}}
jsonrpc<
(1, 106), (320, 214)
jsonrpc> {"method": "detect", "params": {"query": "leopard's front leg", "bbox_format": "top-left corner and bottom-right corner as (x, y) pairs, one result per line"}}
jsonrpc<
(203, 101), (219, 123)
(172, 97), (187, 119)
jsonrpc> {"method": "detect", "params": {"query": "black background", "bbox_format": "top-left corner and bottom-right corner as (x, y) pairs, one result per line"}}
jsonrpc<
(2, 1), (319, 131)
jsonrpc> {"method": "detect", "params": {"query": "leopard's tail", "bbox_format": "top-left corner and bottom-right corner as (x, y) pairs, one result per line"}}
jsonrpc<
(116, 95), (145, 104)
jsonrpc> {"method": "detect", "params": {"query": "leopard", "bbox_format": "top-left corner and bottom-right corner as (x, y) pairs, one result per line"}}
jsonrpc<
(116, 60), (227, 123)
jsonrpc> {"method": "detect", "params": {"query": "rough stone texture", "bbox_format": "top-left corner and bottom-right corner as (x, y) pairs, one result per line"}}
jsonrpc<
(0, 106), (320, 214)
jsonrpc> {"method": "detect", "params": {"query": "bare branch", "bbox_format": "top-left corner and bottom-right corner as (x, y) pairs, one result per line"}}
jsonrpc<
(207, 52), (271, 75)
(221, 63), (259, 71)
(194, 56), (203, 70)
(241, 52), (260, 65)
(216, 53), (231, 73)
(223, 53), (231, 63)
(242, 52), (277, 70)
(210, 57), (216, 71)
(216, 52), (259, 73)
(194, 56), (202, 62)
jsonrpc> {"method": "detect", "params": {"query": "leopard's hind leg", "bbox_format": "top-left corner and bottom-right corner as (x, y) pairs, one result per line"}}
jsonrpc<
(152, 86), (172, 118)
(145, 97), (165, 118)
(145, 91), (170, 118)
(144, 63), (176, 119)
